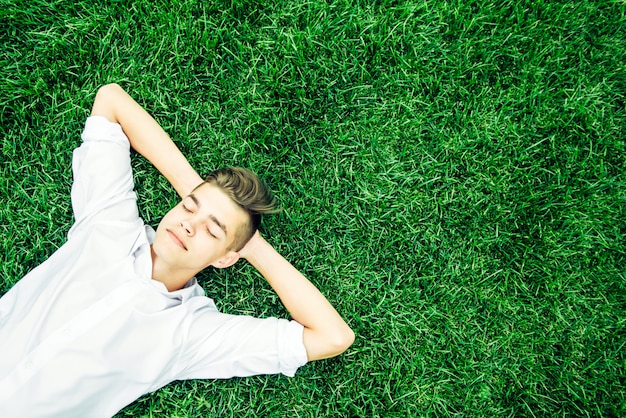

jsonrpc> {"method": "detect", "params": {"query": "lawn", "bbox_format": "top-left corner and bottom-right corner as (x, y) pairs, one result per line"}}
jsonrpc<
(1, 0), (625, 416)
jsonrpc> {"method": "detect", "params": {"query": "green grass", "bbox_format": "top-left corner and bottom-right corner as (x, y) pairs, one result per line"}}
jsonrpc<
(2, 0), (625, 416)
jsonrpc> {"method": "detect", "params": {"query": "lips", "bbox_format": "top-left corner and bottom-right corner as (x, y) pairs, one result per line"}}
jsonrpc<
(167, 229), (188, 250)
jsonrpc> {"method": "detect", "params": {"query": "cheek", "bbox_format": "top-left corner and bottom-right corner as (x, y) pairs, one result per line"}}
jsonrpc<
(193, 235), (220, 256)
(157, 212), (174, 229)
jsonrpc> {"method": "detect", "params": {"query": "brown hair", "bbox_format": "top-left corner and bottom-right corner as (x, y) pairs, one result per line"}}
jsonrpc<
(202, 167), (279, 251)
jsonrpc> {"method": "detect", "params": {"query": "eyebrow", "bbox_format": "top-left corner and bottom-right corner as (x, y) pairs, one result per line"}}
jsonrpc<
(187, 194), (228, 235)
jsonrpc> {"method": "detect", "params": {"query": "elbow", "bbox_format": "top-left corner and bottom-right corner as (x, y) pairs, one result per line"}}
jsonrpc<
(95, 83), (121, 101)
(340, 325), (356, 352)
(92, 84), (124, 123)
(305, 323), (355, 361)
(98, 82), (123, 93)
(328, 324), (355, 357)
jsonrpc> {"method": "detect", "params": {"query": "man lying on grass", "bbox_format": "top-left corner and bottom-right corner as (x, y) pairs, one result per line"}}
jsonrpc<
(0, 83), (354, 416)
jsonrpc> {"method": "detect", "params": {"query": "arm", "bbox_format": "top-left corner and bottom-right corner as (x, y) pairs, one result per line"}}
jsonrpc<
(239, 232), (355, 361)
(90, 83), (203, 197)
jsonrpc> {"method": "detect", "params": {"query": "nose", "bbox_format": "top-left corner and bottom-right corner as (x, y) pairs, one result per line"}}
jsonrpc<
(180, 220), (194, 236)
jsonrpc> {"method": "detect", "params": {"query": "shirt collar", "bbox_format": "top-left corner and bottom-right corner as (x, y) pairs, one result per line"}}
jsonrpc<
(140, 225), (204, 303)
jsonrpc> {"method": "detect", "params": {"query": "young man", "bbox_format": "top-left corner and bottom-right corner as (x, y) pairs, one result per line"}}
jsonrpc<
(0, 84), (354, 416)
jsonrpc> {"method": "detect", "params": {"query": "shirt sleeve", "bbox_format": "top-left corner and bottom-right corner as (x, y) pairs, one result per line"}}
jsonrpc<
(69, 116), (139, 235)
(176, 302), (308, 380)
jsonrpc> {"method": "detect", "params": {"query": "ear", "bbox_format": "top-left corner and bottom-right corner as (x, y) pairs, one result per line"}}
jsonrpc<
(212, 251), (240, 269)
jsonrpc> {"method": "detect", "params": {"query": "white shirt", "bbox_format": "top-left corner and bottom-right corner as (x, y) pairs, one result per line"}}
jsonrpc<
(0, 117), (307, 417)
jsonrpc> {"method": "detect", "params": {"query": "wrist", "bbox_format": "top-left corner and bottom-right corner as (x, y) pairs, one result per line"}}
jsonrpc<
(240, 233), (271, 263)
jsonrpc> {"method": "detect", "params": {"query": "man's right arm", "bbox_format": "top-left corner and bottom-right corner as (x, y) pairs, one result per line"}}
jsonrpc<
(91, 83), (203, 198)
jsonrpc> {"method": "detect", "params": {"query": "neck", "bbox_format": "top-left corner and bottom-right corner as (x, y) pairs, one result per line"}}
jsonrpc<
(150, 245), (195, 292)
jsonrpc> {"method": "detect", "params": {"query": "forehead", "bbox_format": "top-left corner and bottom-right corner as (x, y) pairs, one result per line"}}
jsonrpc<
(187, 183), (248, 231)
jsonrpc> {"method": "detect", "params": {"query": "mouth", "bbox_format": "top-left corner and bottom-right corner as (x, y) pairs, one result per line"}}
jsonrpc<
(167, 229), (188, 250)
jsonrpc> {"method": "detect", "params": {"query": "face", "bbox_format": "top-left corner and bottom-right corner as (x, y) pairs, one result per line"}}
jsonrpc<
(152, 183), (248, 275)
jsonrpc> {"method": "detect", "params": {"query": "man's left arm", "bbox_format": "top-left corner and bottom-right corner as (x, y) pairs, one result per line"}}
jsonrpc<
(238, 232), (355, 361)
(90, 83), (203, 198)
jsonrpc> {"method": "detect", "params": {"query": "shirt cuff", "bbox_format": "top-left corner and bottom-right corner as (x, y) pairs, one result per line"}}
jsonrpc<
(81, 116), (130, 149)
(279, 320), (308, 377)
